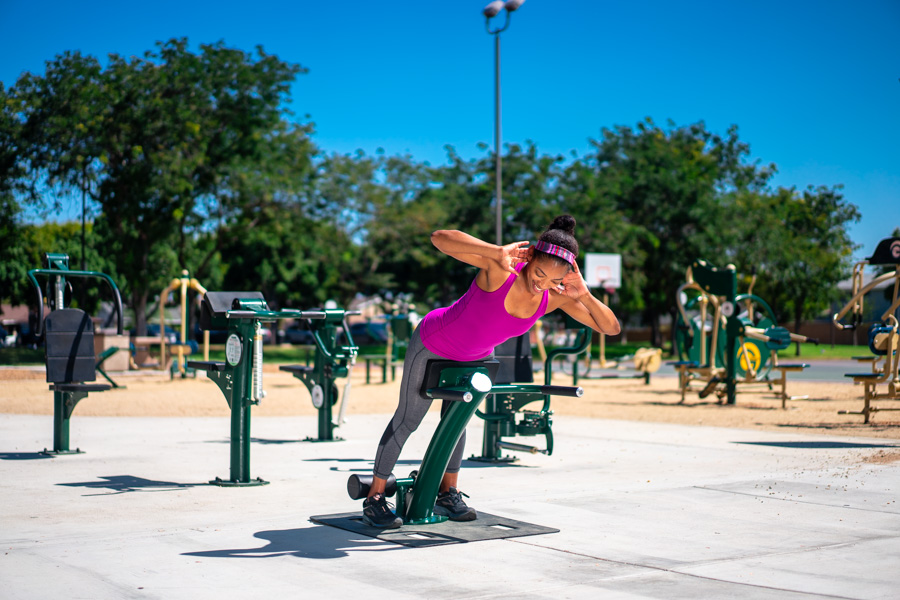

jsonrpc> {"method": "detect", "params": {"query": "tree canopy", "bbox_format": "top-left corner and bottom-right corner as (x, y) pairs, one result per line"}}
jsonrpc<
(1, 40), (865, 346)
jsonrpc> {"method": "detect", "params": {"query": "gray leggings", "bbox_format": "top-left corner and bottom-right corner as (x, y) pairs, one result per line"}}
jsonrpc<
(372, 329), (485, 480)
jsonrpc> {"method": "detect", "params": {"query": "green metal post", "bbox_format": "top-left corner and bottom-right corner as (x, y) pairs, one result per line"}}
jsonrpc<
(45, 391), (87, 455)
(404, 388), (491, 524)
(231, 321), (255, 484)
(53, 392), (69, 451)
(315, 317), (338, 441)
(692, 260), (738, 405)
(478, 393), (504, 461)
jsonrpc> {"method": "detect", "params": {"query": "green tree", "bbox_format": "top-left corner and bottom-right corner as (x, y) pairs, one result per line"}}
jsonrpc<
(588, 118), (774, 346)
(12, 39), (309, 334)
(0, 83), (31, 304)
(733, 185), (859, 349)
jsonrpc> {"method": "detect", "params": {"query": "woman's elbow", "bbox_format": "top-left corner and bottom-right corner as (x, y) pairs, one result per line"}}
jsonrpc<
(603, 318), (622, 336)
(430, 229), (456, 249)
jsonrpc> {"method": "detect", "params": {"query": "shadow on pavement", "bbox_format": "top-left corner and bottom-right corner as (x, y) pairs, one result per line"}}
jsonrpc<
(733, 441), (899, 449)
(0, 452), (55, 461)
(182, 526), (401, 560)
(57, 474), (204, 495)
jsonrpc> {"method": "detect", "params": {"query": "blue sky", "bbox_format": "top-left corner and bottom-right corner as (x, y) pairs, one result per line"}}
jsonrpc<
(1, 0), (897, 259)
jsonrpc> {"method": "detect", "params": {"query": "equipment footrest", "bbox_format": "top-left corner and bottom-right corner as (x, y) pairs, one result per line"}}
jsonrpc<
(187, 360), (227, 372)
(50, 383), (111, 392)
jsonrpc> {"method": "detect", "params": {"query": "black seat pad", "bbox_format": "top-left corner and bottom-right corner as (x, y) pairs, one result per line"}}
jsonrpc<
(45, 309), (97, 384)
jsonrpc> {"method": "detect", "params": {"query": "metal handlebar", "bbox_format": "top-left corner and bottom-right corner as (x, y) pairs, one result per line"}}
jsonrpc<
(27, 269), (124, 337)
(227, 309), (326, 321)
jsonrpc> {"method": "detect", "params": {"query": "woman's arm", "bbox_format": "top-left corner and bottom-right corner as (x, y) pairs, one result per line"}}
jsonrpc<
(430, 230), (529, 276)
(549, 262), (621, 335)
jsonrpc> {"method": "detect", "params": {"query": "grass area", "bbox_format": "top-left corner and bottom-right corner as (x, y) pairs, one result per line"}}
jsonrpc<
(0, 341), (878, 367)
(583, 341), (874, 361)
(776, 344), (873, 361)
(0, 347), (44, 366)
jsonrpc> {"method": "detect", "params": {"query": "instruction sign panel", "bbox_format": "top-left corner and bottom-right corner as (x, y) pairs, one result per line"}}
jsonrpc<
(584, 253), (621, 289)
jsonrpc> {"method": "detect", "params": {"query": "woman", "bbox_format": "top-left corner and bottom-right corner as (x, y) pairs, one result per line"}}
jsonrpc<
(362, 215), (620, 528)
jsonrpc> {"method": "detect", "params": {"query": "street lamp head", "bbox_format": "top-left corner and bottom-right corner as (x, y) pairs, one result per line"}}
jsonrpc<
(483, 1), (505, 17)
(504, 0), (525, 11)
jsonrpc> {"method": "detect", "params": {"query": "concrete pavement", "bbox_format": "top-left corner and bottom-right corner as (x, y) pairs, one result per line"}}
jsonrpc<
(1, 411), (898, 599)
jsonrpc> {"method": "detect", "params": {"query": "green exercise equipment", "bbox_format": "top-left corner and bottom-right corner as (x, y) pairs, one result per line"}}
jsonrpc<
(346, 359), (582, 525)
(833, 237), (900, 422)
(672, 260), (817, 405)
(280, 308), (359, 442)
(27, 253), (124, 455)
(188, 291), (325, 486)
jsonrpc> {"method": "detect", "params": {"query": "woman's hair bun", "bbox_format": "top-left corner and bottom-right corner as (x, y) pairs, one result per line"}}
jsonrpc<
(548, 214), (576, 235)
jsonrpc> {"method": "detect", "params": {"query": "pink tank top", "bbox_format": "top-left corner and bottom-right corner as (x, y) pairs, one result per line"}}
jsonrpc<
(419, 262), (548, 361)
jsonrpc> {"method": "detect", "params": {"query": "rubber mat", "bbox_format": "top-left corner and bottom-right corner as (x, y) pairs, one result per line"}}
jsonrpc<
(310, 511), (559, 548)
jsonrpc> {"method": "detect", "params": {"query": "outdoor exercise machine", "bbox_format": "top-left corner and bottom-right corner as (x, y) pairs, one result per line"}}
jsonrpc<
(551, 315), (662, 385)
(279, 308), (359, 442)
(27, 253), (124, 454)
(187, 291), (324, 486)
(466, 330), (586, 462)
(833, 237), (900, 422)
(672, 259), (817, 406)
(346, 359), (583, 525)
(159, 270), (210, 379)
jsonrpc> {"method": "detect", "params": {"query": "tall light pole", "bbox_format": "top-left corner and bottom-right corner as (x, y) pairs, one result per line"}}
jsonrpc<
(484, 0), (525, 246)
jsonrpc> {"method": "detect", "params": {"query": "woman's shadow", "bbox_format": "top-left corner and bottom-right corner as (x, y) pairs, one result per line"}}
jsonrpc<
(182, 525), (403, 560)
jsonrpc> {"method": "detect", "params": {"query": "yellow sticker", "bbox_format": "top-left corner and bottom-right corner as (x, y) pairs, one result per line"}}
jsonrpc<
(738, 343), (761, 371)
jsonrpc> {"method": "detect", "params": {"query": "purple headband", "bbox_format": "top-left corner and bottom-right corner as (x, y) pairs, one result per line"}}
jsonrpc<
(534, 240), (576, 265)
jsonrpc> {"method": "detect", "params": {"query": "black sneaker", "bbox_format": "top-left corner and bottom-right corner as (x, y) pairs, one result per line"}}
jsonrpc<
(362, 494), (403, 529)
(434, 487), (477, 521)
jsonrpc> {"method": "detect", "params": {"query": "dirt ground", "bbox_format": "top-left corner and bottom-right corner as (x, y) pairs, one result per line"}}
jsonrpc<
(3, 364), (900, 453)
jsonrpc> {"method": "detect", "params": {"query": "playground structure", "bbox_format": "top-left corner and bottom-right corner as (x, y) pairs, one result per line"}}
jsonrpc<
(158, 270), (210, 379)
(833, 237), (900, 423)
(672, 259), (817, 406)
(27, 253), (124, 454)
(188, 292), (326, 486)
(280, 308), (359, 442)
(343, 358), (583, 525)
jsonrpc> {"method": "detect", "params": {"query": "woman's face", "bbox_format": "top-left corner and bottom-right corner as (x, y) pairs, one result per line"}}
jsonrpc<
(524, 256), (570, 296)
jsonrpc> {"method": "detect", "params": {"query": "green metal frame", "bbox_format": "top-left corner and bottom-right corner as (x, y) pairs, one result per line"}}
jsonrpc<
(471, 325), (589, 463)
(27, 253), (124, 455)
(390, 364), (583, 525)
(189, 295), (324, 486)
(281, 308), (358, 442)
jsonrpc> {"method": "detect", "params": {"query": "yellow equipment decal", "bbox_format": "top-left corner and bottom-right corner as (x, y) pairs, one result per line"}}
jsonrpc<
(738, 342), (762, 372)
